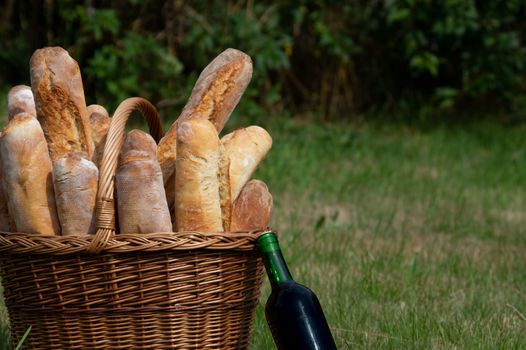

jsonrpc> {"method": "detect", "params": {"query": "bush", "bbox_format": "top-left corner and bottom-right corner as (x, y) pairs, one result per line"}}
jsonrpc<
(0, 0), (525, 121)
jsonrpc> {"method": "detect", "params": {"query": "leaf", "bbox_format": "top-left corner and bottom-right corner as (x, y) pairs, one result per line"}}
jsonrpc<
(387, 7), (411, 25)
(410, 52), (440, 76)
(15, 326), (31, 350)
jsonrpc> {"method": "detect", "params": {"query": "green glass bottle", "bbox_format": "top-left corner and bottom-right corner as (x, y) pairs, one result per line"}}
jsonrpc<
(257, 232), (337, 350)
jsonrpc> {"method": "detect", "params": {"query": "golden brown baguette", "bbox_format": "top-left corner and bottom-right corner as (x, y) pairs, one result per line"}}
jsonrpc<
(175, 118), (223, 232)
(220, 126), (272, 201)
(30, 46), (94, 161)
(87, 104), (110, 167)
(178, 48), (253, 131)
(116, 130), (172, 234)
(53, 152), (98, 236)
(8, 85), (36, 120)
(0, 113), (60, 235)
(231, 180), (273, 232)
(0, 132), (11, 232)
(157, 48), (253, 215)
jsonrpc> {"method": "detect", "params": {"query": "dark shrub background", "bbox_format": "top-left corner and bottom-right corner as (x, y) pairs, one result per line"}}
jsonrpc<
(1, 0), (525, 121)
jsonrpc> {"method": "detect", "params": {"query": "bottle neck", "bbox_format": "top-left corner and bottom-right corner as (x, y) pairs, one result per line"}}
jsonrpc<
(257, 232), (294, 287)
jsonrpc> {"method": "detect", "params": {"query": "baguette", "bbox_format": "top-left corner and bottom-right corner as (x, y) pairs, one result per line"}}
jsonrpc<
(178, 48), (253, 131)
(7, 85), (36, 120)
(0, 113), (60, 235)
(53, 152), (98, 236)
(220, 126), (272, 201)
(157, 48), (253, 215)
(116, 130), (172, 234)
(231, 180), (273, 232)
(175, 118), (223, 232)
(30, 46), (94, 161)
(87, 104), (110, 167)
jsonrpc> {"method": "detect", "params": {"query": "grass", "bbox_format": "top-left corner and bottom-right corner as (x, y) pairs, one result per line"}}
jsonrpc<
(1, 112), (525, 348)
(246, 118), (526, 349)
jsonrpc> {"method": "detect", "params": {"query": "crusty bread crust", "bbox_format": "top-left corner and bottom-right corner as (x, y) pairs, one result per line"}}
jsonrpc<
(30, 47), (94, 161)
(8, 85), (36, 120)
(178, 48), (253, 132)
(175, 119), (223, 232)
(116, 130), (172, 234)
(119, 130), (157, 165)
(87, 104), (110, 167)
(87, 104), (109, 119)
(53, 152), (98, 236)
(158, 48), (252, 164)
(0, 114), (60, 235)
(220, 126), (272, 201)
(218, 147), (232, 231)
(231, 180), (273, 232)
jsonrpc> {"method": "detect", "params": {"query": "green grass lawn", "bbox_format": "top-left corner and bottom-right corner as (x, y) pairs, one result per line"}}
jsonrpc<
(248, 118), (526, 349)
(1, 116), (525, 349)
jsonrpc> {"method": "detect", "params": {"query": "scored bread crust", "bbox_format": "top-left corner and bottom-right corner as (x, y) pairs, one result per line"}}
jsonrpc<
(175, 118), (223, 232)
(0, 113), (60, 235)
(220, 126), (272, 202)
(158, 48), (253, 164)
(7, 85), (36, 120)
(30, 46), (94, 161)
(53, 152), (98, 236)
(116, 130), (172, 234)
(231, 180), (273, 232)
(178, 48), (253, 132)
(87, 104), (110, 167)
(218, 147), (232, 231)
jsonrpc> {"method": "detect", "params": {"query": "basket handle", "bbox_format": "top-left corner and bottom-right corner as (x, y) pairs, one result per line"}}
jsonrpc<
(88, 97), (164, 254)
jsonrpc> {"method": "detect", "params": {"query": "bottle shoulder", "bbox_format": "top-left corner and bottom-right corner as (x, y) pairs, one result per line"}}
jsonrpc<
(268, 282), (319, 304)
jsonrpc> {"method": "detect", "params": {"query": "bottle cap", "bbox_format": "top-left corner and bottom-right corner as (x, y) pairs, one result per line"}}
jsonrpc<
(256, 231), (280, 253)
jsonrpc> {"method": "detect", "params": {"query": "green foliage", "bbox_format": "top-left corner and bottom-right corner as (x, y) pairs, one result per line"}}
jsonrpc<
(381, 0), (526, 115)
(0, 0), (525, 120)
(86, 32), (182, 109)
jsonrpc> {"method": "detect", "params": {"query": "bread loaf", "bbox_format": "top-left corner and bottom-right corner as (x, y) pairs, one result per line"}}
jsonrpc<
(220, 126), (272, 201)
(87, 104), (110, 167)
(53, 152), (98, 236)
(0, 133), (11, 232)
(30, 46), (94, 161)
(178, 48), (253, 131)
(0, 113), (60, 235)
(157, 48), (253, 214)
(231, 180), (273, 232)
(175, 118), (223, 232)
(116, 130), (172, 234)
(8, 85), (36, 120)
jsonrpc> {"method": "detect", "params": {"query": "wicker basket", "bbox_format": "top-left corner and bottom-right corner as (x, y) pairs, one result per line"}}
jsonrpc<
(0, 98), (265, 349)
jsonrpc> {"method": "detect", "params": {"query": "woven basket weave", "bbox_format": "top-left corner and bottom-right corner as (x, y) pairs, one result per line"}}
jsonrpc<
(0, 98), (265, 349)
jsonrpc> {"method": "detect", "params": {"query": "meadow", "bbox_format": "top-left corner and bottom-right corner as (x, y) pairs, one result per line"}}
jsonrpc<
(248, 118), (526, 349)
(0, 115), (525, 349)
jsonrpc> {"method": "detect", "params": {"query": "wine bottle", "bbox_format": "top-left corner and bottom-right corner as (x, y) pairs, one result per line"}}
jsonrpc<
(257, 231), (337, 350)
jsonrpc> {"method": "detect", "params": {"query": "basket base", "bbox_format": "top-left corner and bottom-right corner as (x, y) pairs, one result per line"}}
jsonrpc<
(10, 307), (259, 349)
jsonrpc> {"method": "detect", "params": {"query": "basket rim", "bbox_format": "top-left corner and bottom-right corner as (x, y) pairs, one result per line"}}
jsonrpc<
(0, 229), (273, 255)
